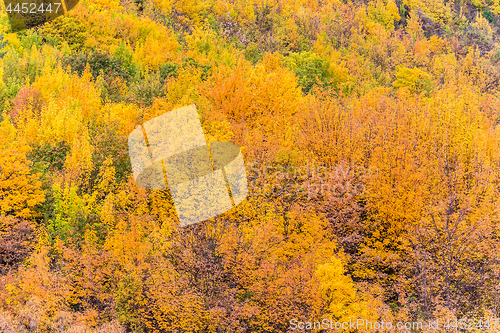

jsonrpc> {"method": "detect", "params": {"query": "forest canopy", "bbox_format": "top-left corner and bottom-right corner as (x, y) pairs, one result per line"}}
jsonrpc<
(1, 0), (500, 331)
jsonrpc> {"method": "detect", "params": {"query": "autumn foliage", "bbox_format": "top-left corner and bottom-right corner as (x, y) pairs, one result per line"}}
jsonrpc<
(1, 0), (500, 331)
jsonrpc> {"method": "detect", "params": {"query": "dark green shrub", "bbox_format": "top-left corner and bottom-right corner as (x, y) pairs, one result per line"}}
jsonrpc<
(159, 62), (180, 81)
(63, 50), (133, 101)
(28, 141), (71, 173)
(285, 52), (332, 94)
(63, 50), (131, 81)
(483, 7), (494, 23)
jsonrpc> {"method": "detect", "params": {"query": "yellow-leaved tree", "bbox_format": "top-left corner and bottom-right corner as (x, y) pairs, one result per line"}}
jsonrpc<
(316, 255), (381, 325)
(0, 117), (45, 219)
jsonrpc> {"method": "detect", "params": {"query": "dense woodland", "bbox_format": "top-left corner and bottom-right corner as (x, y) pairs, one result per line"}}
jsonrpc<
(1, 0), (500, 331)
